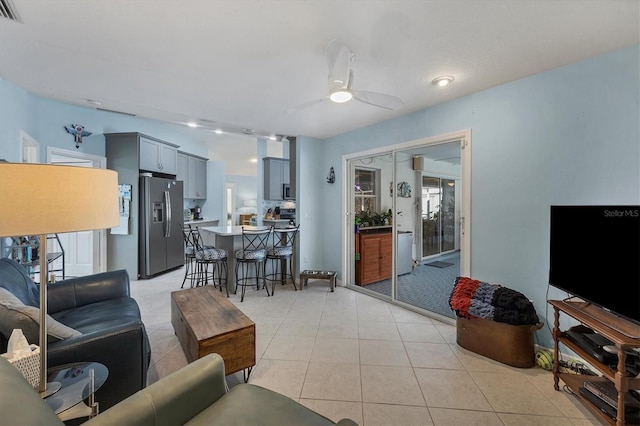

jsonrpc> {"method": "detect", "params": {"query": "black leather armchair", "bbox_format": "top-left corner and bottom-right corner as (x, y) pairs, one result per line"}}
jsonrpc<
(0, 258), (150, 410)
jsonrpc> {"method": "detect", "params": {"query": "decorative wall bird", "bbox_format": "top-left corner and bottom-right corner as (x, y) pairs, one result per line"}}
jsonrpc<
(64, 124), (92, 148)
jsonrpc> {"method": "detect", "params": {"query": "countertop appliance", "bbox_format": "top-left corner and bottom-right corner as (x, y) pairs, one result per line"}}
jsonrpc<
(139, 176), (184, 278)
(190, 206), (202, 220)
(279, 208), (295, 219)
(280, 207), (296, 225)
(264, 207), (296, 227)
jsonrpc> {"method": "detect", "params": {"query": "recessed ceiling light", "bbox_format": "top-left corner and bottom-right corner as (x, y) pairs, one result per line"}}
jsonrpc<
(187, 121), (198, 128)
(86, 99), (102, 106)
(214, 129), (223, 134)
(432, 76), (455, 87)
(268, 135), (276, 141)
(249, 158), (257, 163)
(329, 89), (353, 103)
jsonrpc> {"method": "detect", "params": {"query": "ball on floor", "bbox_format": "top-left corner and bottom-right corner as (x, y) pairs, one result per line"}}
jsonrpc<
(535, 350), (554, 370)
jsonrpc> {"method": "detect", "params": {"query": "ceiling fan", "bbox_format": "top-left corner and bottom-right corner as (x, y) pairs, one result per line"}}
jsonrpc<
(285, 40), (404, 113)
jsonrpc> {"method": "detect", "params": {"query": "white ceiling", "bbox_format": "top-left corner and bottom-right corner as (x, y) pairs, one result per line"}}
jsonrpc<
(0, 0), (638, 141)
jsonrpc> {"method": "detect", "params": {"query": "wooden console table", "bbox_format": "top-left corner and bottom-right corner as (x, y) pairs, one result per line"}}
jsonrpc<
(549, 300), (640, 425)
(171, 286), (256, 380)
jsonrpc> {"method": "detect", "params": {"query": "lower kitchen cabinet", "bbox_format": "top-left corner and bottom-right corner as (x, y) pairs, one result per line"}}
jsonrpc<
(356, 229), (392, 285)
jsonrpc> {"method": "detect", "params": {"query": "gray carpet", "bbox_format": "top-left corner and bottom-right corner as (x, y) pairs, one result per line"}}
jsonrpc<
(363, 252), (460, 319)
(426, 261), (454, 268)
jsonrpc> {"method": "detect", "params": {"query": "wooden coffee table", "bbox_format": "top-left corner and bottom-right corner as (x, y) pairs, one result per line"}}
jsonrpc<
(171, 286), (255, 380)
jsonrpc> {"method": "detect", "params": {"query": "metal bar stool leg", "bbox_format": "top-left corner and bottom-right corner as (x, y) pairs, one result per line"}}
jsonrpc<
(289, 256), (297, 290)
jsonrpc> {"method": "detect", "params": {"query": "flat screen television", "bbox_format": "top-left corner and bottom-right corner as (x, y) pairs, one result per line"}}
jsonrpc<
(549, 205), (640, 327)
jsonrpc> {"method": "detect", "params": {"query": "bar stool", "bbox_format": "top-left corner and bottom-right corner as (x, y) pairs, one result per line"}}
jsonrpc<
(235, 226), (272, 302)
(266, 225), (299, 295)
(192, 227), (229, 296)
(180, 224), (198, 288)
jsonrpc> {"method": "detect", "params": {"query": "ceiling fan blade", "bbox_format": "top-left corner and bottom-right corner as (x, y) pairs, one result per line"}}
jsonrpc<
(352, 90), (404, 110)
(326, 40), (352, 89)
(284, 97), (328, 114)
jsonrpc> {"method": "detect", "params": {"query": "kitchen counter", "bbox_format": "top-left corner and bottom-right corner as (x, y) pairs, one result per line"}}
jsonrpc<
(199, 226), (270, 291)
(184, 219), (220, 226)
(263, 219), (293, 228)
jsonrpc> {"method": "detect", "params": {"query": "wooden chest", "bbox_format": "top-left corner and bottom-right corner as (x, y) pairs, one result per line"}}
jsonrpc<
(171, 286), (255, 375)
(456, 317), (543, 368)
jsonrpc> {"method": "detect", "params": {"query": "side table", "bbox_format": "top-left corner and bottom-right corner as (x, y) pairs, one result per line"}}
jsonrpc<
(44, 362), (108, 421)
(300, 270), (337, 292)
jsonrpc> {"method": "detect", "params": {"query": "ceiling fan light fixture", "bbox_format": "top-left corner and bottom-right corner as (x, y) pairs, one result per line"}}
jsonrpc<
(432, 76), (455, 87)
(329, 89), (353, 103)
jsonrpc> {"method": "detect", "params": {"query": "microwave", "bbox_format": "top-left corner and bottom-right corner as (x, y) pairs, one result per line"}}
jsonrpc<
(282, 183), (293, 200)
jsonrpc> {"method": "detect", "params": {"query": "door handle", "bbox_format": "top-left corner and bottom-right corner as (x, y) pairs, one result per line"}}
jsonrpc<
(164, 190), (171, 238)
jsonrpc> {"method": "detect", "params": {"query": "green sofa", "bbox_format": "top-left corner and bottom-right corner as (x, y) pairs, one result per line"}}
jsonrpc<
(0, 353), (357, 425)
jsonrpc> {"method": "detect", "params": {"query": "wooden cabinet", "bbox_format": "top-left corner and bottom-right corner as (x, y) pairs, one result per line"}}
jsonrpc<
(263, 157), (289, 200)
(239, 214), (253, 225)
(178, 151), (207, 199)
(356, 229), (392, 285)
(139, 136), (178, 174)
(549, 300), (640, 425)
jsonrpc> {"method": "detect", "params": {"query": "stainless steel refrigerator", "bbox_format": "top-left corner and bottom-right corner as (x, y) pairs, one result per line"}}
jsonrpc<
(139, 176), (184, 278)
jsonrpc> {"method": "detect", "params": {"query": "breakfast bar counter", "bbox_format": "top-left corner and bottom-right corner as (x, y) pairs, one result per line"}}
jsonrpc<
(199, 226), (270, 293)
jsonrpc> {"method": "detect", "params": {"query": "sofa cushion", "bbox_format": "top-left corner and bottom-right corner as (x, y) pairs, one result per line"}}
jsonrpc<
(186, 383), (338, 425)
(0, 258), (40, 306)
(50, 297), (143, 334)
(0, 288), (82, 344)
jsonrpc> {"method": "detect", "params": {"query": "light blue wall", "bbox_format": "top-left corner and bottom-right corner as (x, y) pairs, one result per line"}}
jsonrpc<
(0, 80), (212, 163)
(300, 44), (639, 347)
(295, 136), (325, 269)
(227, 175), (258, 205)
(0, 76), (34, 161)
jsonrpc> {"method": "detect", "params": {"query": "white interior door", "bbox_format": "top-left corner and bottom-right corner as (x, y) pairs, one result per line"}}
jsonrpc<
(48, 148), (107, 278)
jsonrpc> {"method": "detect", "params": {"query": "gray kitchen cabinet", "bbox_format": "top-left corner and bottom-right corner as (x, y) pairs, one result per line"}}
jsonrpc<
(178, 151), (207, 199)
(177, 152), (187, 182)
(139, 136), (178, 174)
(263, 157), (289, 200)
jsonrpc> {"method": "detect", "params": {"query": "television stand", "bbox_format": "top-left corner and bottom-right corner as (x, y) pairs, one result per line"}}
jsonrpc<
(562, 299), (640, 339)
(549, 300), (640, 425)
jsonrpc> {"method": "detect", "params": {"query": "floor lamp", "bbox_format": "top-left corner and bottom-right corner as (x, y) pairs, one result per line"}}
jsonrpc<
(0, 163), (118, 396)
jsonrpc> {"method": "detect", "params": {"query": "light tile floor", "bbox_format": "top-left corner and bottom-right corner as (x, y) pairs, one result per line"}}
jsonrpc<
(131, 268), (601, 426)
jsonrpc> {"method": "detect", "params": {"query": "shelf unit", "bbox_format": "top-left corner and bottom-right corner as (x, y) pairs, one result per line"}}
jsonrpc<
(2, 234), (65, 283)
(549, 300), (640, 425)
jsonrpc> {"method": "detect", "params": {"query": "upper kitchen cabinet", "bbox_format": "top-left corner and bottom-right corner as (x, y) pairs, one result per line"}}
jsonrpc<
(177, 151), (207, 199)
(139, 136), (178, 175)
(263, 157), (290, 200)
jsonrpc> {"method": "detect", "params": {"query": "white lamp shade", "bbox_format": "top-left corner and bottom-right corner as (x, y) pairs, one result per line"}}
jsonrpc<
(0, 163), (120, 237)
